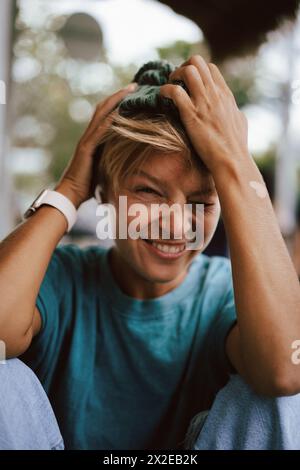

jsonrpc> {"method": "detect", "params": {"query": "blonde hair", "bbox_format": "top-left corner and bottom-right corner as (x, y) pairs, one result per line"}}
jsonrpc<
(96, 110), (206, 196)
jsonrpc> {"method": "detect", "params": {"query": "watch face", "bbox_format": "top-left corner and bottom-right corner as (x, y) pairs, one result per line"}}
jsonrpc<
(32, 189), (48, 207)
(23, 189), (48, 219)
(23, 207), (36, 218)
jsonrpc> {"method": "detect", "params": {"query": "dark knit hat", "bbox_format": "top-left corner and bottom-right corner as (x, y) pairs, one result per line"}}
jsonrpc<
(118, 59), (189, 123)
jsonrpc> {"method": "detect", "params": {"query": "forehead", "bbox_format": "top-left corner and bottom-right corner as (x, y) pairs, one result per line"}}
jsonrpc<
(130, 151), (216, 193)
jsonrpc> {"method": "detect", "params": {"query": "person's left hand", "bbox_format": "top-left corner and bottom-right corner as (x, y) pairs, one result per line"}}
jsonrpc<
(159, 55), (250, 174)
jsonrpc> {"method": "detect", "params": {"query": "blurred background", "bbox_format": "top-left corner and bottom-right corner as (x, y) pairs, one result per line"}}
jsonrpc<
(0, 0), (299, 277)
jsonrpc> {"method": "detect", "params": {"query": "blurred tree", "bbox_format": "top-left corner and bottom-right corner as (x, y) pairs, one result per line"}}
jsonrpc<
(10, 3), (282, 243)
(157, 40), (258, 108)
(158, 39), (209, 63)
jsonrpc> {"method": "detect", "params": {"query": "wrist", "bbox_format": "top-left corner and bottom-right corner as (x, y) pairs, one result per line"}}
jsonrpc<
(54, 180), (83, 210)
(212, 152), (262, 188)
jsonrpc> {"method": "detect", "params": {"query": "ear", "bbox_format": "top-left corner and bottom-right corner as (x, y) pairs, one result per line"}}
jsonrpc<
(100, 189), (108, 204)
(94, 183), (110, 205)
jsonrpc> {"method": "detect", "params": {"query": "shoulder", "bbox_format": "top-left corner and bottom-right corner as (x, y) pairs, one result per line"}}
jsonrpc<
(50, 242), (109, 271)
(191, 253), (233, 307)
(194, 252), (232, 283)
(40, 243), (110, 291)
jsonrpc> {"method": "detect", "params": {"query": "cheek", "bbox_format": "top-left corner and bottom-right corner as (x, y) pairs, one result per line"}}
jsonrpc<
(116, 198), (153, 240)
(204, 211), (220, 239)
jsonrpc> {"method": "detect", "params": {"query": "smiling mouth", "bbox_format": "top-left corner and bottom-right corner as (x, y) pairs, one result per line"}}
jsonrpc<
(142, 239), (186, 254)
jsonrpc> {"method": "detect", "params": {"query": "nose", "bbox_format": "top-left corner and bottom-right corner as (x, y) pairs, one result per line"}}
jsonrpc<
(162, 204), (186, 241)
(149, 201), (204, 243)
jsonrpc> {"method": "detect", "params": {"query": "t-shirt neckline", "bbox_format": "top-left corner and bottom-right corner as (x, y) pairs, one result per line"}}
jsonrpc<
(100, 246), (204, 319)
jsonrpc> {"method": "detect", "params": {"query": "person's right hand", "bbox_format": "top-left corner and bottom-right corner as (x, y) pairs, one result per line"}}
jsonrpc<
(54, 83), (138, 208)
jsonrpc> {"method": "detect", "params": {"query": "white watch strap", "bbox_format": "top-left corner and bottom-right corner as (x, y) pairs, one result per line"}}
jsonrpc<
(27, 189), (77, 232)
(43, 190), (77, 232)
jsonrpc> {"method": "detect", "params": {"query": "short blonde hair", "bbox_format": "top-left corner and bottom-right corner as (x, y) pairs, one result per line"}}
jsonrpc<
(95, 110), (206, 195)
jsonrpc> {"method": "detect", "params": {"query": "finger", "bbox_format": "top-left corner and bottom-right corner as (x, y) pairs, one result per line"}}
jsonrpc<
(88, 112), (115, 147)
(103, 82), (138, 112)
(83, 84), (134, 144)
(208, 63), (237, 104)
(207, 63), (230, 91)
(175, 57), (193, 68)
(171, 55), (216, 92)
(87, 83), (138, 132)
(167, 65), (206, 102)
(159, 83), (195, 123)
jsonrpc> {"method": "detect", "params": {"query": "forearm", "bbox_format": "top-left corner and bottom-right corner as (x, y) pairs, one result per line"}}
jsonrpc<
(0, 83), (128, 353)
(213, 155), (300, 392)
(159, 53), (300, 393)
(0, 182), (80, 343)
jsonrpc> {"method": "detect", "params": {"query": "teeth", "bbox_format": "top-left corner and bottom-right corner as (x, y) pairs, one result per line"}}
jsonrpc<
(151, 241), (185, 254)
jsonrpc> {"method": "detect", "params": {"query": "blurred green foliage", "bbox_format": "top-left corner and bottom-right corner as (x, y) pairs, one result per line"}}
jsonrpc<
(10, 7), (275, 198)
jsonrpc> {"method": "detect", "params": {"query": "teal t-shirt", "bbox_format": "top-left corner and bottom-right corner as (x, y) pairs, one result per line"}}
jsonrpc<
(21, 243), (237, 450)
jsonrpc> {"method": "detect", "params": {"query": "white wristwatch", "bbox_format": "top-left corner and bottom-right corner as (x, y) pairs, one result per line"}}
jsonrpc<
(23, 189), (78, 233)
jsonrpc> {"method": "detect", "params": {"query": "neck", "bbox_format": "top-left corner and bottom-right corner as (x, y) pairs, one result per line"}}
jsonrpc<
(108, 246), (187, 300)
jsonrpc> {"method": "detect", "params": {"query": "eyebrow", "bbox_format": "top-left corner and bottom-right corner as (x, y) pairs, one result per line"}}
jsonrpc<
(131, 170), (217, 197)
(188, 187), (217, 197)
(132, 170), (163, 187)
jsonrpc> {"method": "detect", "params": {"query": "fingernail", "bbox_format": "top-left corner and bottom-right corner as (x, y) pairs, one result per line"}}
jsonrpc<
(126, 82), (138, 91)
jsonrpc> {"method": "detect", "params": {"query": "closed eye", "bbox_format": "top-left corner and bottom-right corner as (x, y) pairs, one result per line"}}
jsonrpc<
(189, 201), (215, 207)
(135, 186), (162, 196)
(189, 202), (216, 214)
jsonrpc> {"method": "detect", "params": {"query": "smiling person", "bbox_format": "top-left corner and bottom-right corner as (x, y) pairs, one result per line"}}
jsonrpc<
(0, 57), (300, 451)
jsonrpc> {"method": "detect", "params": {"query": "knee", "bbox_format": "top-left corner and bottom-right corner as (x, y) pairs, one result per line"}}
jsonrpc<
(0, 358), (64, 450)
(0, 357), (41, 400)
(187, 374), (300, 450)
(223, 373), (300, 414)
(0, 358), (47, 430)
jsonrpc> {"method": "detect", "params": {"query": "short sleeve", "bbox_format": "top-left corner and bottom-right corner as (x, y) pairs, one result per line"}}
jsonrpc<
(20, 243), (83, 383)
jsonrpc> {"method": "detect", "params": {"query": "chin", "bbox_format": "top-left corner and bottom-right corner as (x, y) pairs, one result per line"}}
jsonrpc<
(135, 243), (196, 283)
(117, 239), (203, 284)
(131, 265), (183, 286)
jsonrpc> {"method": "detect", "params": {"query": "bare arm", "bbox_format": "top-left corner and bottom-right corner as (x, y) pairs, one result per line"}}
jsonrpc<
(216, 157), (300, 397)
(0, 187), (78, 358)
(160, 55), (300, 396)
(0, 83), (137, 359)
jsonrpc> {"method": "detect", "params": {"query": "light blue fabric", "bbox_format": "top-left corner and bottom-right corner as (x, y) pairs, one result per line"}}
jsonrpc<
(187, 374), (300, 450)
(20, 243), (237, 449)
(3, 359), (300, 451)
(0, 358), (64, 450)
